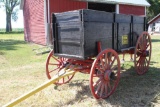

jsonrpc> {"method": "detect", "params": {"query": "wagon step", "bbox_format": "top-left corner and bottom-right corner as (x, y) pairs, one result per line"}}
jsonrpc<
(3, 70), (77, 107)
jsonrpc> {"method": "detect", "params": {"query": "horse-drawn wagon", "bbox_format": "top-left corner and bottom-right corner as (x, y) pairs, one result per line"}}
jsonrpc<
(46, 9), (152, 99)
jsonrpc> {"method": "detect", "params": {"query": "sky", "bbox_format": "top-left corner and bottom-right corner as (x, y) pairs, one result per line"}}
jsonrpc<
(0, 5), (24, 28)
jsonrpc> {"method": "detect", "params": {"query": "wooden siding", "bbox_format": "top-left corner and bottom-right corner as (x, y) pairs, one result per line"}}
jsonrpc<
(24, 0), (45, 45)
(49, 0), (87, 13)
(119, 4), (145, 16)
(148, 15), (160, 24)
(49, 0), (87, 23)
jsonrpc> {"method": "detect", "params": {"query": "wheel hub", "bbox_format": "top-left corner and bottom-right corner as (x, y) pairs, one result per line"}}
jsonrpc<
(104, 70), (112, 81)
(137, 50), (150, 57)
(142, 50), (149, 57)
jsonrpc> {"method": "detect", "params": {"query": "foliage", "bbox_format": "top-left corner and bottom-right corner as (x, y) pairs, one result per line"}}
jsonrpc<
(147, 0), (160, 21)
(1, 0), (20, 32)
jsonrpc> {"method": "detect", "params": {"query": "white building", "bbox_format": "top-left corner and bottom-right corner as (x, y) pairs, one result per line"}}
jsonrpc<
(148, 13), (160, 35)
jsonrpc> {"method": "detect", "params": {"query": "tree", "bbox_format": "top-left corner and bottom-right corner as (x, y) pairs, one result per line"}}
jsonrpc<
(0, 0), (20, 32)
(147, 0), (160, 21)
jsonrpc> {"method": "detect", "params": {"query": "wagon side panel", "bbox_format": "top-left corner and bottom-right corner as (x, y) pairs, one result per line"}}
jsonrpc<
(132, 16), (145, 46)
(115, 14), (132, 51)
(84, 22), (113, 57)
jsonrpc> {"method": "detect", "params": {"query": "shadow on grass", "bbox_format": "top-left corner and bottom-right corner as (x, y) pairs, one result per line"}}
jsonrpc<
(0, 39), (26, 52)
(151, 39), (160, 42)
(54, 65), (160, 107)
(104, 66), (160, 107)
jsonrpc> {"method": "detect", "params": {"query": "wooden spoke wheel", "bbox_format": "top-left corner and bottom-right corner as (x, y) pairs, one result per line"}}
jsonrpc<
(46, 50), (74, 85)
(134, 32), (152, 75)
(90, 49), (121, 99)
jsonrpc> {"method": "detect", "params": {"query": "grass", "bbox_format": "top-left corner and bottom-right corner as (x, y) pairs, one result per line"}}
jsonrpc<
(0, 28), (24, 34)
(0, 33), (160, 107)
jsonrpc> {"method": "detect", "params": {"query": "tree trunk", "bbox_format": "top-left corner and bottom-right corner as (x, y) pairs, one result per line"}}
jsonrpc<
(6, 12), (12, 32)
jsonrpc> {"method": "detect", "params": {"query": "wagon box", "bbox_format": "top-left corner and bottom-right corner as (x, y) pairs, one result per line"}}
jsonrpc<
(52, 9), (114, 59)
(52, 9), (146, 59)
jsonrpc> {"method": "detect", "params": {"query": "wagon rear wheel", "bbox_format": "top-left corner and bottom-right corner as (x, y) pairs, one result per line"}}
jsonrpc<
(134, 32), (152, 75)
(90, 49), (121, 99)
(46, 50), (74, 85)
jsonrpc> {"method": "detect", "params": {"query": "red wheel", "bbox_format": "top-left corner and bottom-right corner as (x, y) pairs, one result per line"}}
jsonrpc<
(134, 32), (152, 75)
(90, 49), (121, 99)
(46, 50), (74, 85)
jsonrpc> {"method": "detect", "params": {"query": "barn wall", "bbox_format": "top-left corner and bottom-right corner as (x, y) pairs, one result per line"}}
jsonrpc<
(49, 0), (87, 13)
(119, 4), (145, 16)
(149, 16), (160, 25)
(23, 0), (46, 45)
(49, 0), (87, 23)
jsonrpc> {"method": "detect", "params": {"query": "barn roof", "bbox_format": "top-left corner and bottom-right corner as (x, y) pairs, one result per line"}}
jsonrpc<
(148, 13), (160, 24)
(76, 0), (150, 7)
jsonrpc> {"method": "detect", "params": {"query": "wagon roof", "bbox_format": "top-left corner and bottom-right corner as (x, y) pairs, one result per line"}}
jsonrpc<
(76, 0), (150, 7)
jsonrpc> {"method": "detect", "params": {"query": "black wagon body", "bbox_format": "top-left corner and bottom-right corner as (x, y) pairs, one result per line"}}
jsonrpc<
(52, 9), (146, 59)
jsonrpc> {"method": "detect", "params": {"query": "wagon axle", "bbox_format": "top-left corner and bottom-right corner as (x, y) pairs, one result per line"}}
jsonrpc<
(137, 50), (150, 57)
(104, 70), (113, 81)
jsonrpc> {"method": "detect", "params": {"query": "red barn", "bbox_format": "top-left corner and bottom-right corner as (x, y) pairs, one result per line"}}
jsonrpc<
(20, 0), (150, 45)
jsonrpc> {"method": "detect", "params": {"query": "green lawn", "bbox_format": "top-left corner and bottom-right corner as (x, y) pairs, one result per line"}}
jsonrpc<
(0, 33), (160, 107)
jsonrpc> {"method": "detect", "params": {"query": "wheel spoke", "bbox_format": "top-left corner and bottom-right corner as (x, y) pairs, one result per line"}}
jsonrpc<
(145, 43), (150, 50)
(108, 53), (113, 63)
(100, 83), (105, 98)
(90, 49), (120, 99)
(104, 83), (108, 96)
(93, 74), (103, 77)
(49, 67), (60, 73)
(107, 81), (111, 92)
(93, 78), (101, 87)
(110, 56), (116, 69)
(105, 53), (108, 69)
(52, 56), (61, 63)
(95, 65), (104, 73)
(100, 57), (105, 70)
(95, 81), (102, 94)
(46, 50), (74, 85)
(136, 57), (141, 66)
(48, 63), (59, 66)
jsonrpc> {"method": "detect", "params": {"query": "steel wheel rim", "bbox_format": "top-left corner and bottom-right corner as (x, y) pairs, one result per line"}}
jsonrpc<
(134, 32), (152, 75)
(90, 49), (121, 99)
(46, 50), (74, 85)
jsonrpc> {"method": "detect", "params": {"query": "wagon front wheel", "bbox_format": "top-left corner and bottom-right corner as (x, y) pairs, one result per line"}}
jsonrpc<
(46, 50), (74, 85)
(134, 32), (152, 75)
(90, 49), (121, 99)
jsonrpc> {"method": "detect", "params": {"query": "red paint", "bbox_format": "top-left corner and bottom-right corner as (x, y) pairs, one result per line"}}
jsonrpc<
(119, 4), (145, 16)
(97, 41), (102, 54)
(49, 0), (87, 21)
(148, 15), (160, 24)
(50, 0), (87, 13)
(23, 0), (45, 45)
